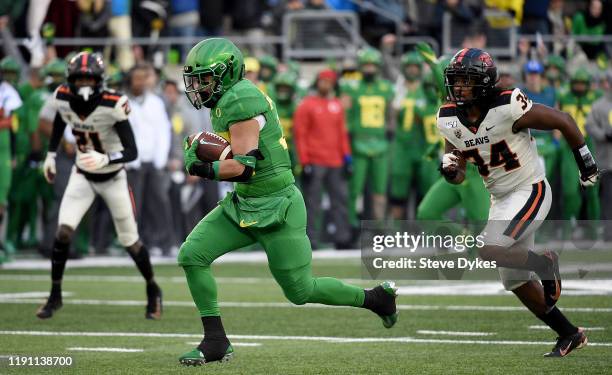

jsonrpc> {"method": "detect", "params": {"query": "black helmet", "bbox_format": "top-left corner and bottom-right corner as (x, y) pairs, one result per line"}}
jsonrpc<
(66, 52), (105, 101)
(444, 48), (498, 105)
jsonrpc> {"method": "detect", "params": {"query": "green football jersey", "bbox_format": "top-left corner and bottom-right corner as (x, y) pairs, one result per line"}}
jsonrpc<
(275, 101), (296, 143)
(211, 79), (293, 196)
(558, 90), (602, 136)
(342, 78), (394, 137)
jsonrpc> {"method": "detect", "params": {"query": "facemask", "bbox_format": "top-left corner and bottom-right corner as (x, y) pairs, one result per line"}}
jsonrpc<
(78, 86), (94, 101)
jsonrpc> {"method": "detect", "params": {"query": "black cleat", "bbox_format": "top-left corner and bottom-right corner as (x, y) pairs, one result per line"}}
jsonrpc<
(366, 281), (398, 328)
(540, 251), (562, 309)
(36, 295), (63, 319)
(145, 283), (163, 320)
(544, 328), (588, 357)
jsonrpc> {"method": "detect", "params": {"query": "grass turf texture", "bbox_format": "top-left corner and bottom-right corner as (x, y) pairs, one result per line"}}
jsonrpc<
(0, 259), (610, 374)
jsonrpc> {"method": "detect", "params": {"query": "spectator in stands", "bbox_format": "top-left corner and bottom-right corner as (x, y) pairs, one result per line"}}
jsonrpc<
(586, 70), (612, 240)
(169, 0), (200, 60)
(521, 60), (556, 107)
(520, 0), (550, 34)
(126, 63), (175, 255)
(108, 0), (135, 71)
(199, 0), (223, 36)
(76, 0), (111, 53)
(435, 0), (479, 48)
(227, 0), (267, 56)
(497, 70), (516, 89)
(547, 0), (568, 55)
(571, 0), (609, 60)
(294, 69), (353, 249)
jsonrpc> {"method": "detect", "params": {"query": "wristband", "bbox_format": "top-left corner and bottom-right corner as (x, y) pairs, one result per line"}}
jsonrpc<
(189, 162), (215, 179)
(572, 143), (597, 175)
(439, 162), (458, 180)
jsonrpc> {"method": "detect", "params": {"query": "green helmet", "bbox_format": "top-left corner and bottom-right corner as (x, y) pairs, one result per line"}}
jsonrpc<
(183, 38), (245, 109)
(259, 55), (278, 71)
(571, 68), (591, 84)
(0, 56), (20, 85)
(273, 71), (297, 90)
(546, 55), (566, 72)
(401, 51), (423, 67)
(42, 58), (66, 77)
(357, 47), (382, 67)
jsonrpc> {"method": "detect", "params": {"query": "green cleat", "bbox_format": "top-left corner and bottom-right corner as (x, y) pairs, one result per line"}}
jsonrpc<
(178, 345), (234, 366)
(378, 281), (399, 328)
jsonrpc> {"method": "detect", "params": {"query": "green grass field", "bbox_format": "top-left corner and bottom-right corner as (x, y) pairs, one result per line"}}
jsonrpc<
(0, 258), (611, 374)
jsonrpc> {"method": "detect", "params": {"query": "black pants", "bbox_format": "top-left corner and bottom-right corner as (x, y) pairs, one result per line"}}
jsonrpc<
(302, 166), (351, 248)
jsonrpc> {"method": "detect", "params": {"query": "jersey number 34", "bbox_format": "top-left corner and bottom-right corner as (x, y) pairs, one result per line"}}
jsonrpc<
(462, 140), (520, 177)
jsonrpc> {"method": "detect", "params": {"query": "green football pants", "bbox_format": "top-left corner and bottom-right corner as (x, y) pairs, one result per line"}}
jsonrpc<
(389, 142), (438, 202)
(559, 140), (600, 220)
(0, 130), (11, 206)
(177, 185), (365, 316)
(349, 153), (388, 225)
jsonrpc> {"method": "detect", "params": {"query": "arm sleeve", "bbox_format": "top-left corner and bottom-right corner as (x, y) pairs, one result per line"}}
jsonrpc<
(109, 120), (138, 164)
(510, 88), (533, 122)
(293, 100), (310, 165)
(48, 112), (67, 153)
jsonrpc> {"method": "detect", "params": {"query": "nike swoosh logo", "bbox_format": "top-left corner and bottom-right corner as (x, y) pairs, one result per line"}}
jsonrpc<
(240, 220), (258, 228)
(485, 126), (495, 131)
(199, 140), (223, 147)
(559, 339), (573, 356)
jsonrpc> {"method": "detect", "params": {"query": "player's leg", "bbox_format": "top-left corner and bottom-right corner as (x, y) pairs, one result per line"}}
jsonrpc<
(507, 233), (586, 357)
(36, 168), (96, 319)
(258, 186), (398, 327)
(349, 154), (369, 226)
(370, 153), (389, 221)
(480, 180), (562, 308)
(389, 140), (413, 220)
(560, 142), (581, 221)
(177, 206), (256, 365)
(0, 144), (10, 259)
(459, 171), (490, 222)
(415, 178), (460, 221)
(96, 170), (162, 319)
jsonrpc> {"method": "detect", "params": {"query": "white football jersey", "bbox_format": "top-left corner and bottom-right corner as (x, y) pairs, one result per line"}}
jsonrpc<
(51, 84), (131, 174)
(437, 88), (545, 197)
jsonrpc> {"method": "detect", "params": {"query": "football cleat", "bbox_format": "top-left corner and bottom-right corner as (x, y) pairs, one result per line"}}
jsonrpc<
(36, 295), (63, 319)
(543, 328), (587, 357)
(368, 281), (399, 329)
(540, 251), (562, 309)
(145, 283), (163, 320)
(179, 343), (234, 366)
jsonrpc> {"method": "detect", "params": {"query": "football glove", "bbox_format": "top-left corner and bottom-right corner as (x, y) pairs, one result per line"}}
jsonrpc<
(183, 136), (200, 174)
(415, 42), (438, 65)
(78, 150), (109, 172)
(572, 143), (599, 188)
(43, 152), (56, 183)
(442, 152), (459, 169)
(580, 170), (599, 187)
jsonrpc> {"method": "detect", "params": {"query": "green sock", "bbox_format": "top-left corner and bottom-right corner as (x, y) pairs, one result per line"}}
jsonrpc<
(309, 277), (365, 307)
(183, 265), (220, 316)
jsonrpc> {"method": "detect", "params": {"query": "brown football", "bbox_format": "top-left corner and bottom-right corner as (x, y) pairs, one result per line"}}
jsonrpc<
(187, 131), (233, 162)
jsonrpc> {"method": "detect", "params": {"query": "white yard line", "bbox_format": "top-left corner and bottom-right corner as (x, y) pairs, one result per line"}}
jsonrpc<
(0, 330), (610, 347)
(416, 330), (496, 337)
(67, 347), (143, 353)
(529, 325), (606, 331)
(186, 342), (262, 347)
(1, 297), (611, 313)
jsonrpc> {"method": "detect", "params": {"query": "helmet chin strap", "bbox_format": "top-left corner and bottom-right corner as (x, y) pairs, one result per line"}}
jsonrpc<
(78, 86), (94, 101)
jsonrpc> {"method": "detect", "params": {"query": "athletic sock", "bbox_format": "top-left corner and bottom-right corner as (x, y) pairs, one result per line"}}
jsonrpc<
(51, 238), (70, 283)
(362, 286), (395, 316)
(128, 245), (154, 282)
(198, 316), (230, 361)
(537, 306), (578, 337)
(50, 281), (62, 300)
(525, 250), (551, 275)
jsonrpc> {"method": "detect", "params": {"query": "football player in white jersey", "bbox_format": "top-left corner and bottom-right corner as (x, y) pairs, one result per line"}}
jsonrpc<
(437, 48), (599, 357)
(37, 52), (162, 320)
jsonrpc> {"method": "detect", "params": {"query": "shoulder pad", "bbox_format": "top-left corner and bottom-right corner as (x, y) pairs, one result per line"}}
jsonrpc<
(438, 103), (457, 118)
(55, 84), (72, 102)
(490, 89), (514, 109)
(100, 91), (124, 108)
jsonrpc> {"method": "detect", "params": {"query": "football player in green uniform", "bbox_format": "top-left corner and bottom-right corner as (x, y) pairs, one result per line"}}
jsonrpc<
(389, 52), (438, 219)
(270, 71), (299, 174)
(178, 38), (398, 366)
(412, 43), (490, 224)
(341, 47), (394, 224)
(257, 54), (278, 95)
(558, 69), (601, 225)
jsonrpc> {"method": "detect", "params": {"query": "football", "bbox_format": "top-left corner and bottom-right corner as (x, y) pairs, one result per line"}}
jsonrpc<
(187, 131), (233, 162)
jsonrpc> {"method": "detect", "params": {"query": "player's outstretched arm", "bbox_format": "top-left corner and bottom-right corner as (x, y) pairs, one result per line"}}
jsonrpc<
(108, 120), (138, 164)
(440, 139), (466, 185)
(187, 119), (261, 181)
(513, 103), (599, 186)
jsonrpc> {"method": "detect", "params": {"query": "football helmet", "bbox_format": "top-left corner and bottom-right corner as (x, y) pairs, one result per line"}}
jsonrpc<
(66, 52), (105, 101)
(444, 48), (498, 106)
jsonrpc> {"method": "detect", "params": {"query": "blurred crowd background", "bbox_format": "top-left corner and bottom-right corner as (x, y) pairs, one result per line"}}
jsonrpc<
(0, 0), (612, 261)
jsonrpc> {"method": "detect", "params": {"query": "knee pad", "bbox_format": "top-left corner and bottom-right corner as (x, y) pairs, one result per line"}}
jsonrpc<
(56, 225), (74, 244)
